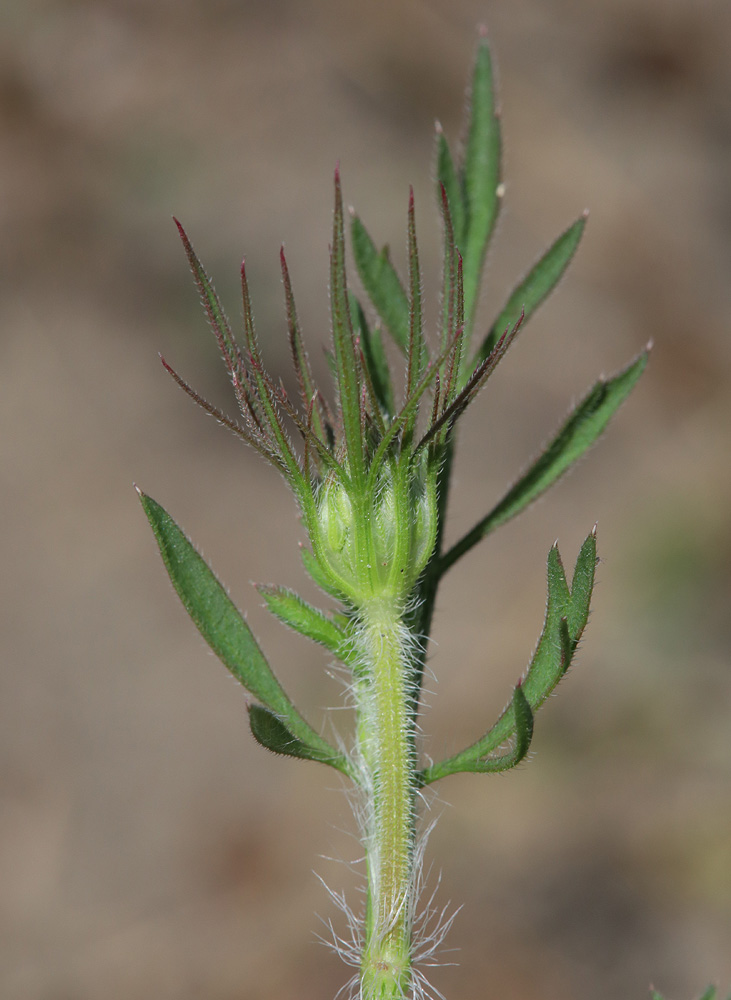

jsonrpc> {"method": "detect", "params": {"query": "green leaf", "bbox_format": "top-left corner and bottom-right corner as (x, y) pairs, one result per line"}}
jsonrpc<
(474, 214), (587, 364)
(351, 214), (410, 353)
(174, 219), (244, 387)
(440, 348), (649, 574)
(420, 533), (596, 785)
(247, 703), (340, 766)
(567, 530), (596, 643)
(436, 126), (466, 253)
(139, 490), (353, 778)
(239, 262), (309, 496)
(461, 37), (501, 336)
(471, 684), (534, 774)
(331, 169), (366, 487)
(436, 181), (465, 418)
(281, 247), (328, 448)
(520, 535), (595, 712)
(258, 584), (357, 667)
(350, 293), (394, 418)
(300, 546), (346, 600)
(405, 189), (428, 407)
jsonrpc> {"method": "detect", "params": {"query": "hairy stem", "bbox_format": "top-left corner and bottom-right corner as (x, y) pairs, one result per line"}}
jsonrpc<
(355, 599), (418, 999)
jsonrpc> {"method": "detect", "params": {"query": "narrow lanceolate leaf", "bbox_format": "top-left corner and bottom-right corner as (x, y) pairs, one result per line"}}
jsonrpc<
(331, 169), (365, 486)
(404, 188), (427, 432)
(474, 214), (588, 364)
(281, 247), (328, 447)
(349, 295), (388, 441)
(139, 491), (352, 778)
(174, 219), (244, 380)
(437, 183), (466, 419)
(257, 584), (357, 667)
(416, 310), (523, 453)
(159, 356), (285, 472)
(461, 37), (501, 337)
(350, 214), (410, 353)
(236, 260), (309, 498)
(174, 220), (267, 441)
(420, 532), (596, 784)
(365, 328), (459, 496)
(439, 348), (650, 574)
(248, 703), (339, 766)
(350, 294), (394, 418)
(436, 124), (466, 250)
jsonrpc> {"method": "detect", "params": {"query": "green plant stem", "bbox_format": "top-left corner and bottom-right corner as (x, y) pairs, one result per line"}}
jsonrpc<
(410, 439), (455, 707)
(356, 598), (417, 999)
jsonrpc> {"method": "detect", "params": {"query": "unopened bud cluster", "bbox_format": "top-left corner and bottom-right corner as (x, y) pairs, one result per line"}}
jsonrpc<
(315, 459), (438, 605)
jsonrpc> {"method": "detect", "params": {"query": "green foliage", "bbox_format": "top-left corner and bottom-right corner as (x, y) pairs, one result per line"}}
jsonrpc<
(351, 215), (410, 353)
(420, 530), (596, 784)
(475, 213), (587, 364)
(439, 350), (649, 574)
(139, 490), (352, 778)
(139, 30), (652, 1000)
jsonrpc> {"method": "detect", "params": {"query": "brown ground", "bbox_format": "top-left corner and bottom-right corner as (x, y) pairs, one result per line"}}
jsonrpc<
(1, 2), (730, 998)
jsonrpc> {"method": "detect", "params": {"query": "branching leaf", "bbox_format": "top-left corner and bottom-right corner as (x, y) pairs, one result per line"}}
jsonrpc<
(474, 214), (588, 364)
(420, 531), (596, 785)
(440, 348), (649, 574)
(468, 684), (534, 774)
(351, 214), (410, 353)
(139, 490), (352, 778)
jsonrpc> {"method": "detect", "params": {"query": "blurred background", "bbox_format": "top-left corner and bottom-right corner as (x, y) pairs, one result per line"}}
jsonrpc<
(1, 1), (730, 998)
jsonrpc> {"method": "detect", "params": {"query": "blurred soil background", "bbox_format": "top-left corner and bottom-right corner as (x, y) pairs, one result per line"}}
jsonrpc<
(1, 1), (730, 998)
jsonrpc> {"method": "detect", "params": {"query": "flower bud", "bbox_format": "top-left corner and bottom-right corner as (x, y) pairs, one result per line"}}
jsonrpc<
(315, 462), (438, 601)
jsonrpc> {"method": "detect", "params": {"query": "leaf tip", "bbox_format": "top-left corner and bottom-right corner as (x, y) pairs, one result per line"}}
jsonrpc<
(434, 118), (443, 134)
(477, 22), (488, 38)
(173, 217), (188, 243)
